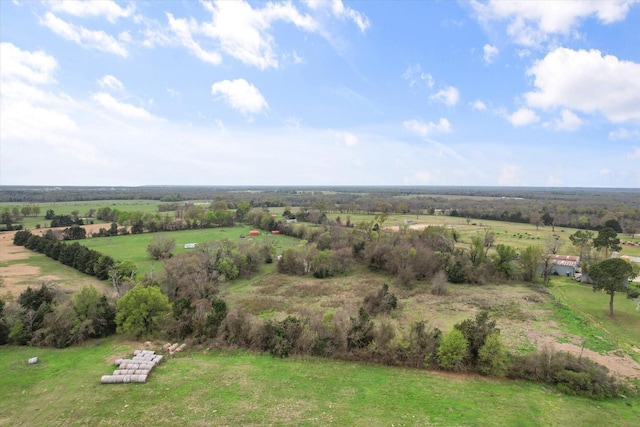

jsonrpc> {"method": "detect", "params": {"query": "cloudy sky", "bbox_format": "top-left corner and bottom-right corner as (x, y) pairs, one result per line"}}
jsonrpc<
(1, 0), (639, 187)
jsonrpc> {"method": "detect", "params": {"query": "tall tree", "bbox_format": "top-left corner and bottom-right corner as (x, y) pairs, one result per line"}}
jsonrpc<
(589, 258), (635, 316)
(593, 227), (621, 257)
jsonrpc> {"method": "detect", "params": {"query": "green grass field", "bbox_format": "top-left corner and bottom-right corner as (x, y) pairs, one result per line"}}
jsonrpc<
(1, 340), (638, 427)
(0, 200), (170, 230)
(548, 276), (640, 359)
(79, 226), (302, 275)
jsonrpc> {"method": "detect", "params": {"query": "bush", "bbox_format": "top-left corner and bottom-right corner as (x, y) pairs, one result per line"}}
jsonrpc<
(431, 270), (449, 295)
(147, 234), (175, 260)
(363, 284), (397, 316)
(478, 333), (509, 376)
(116, 286), (171, 339)
(508, 346), (625, 398)
(437, 329), (468, 371)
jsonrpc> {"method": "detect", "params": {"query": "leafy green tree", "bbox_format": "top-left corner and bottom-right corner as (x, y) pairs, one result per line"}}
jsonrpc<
(593, 227), (621, 257)
(72, 286), (115, 341)
(603, 218), (622, 233)
(116, 286), (171, 339)
(519, 245), (543, 282)
(478, 332), (509, 376)
(454, 310), (498, 365)
(493, 244), (518, 279)
(437, 329), (468, 371)
(589, 258), (635, 316)
(569, 230), (593, 259)
(0, 299), (9, 345)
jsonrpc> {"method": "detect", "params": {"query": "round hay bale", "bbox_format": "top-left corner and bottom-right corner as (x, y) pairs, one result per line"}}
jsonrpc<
(122, 375), (131, 384)
(28, 357), (38, 364)
(131, 374), (148, 383)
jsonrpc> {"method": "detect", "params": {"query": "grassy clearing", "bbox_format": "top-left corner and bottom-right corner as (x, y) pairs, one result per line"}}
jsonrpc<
(1, 339), (638, 426)
(79, 227), (301, 275)
(548, 276), (640, 358)
(0, 251), (108, 297)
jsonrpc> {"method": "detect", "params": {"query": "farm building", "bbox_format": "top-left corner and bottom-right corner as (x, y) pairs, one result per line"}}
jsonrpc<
(549, 255), (580, 277)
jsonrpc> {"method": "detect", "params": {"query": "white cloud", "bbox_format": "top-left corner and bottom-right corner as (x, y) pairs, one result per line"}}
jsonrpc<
(547, 175), (563, 186)
(162, 0), (367, 69)
(498, 163), (522, 186)
(0, 44), (106, 164)
(609, 128), (640, 140)
(304, 0), (370, 32)
(97, 75), (124, 91)
(507, 108), (540, 126)
(92, 92), (156, 120)
(0, 42), (57, 84)
(470, 100), (487, 111)
(166, 13), (222, 65)
(629, 147), (640, 159)
(471, 0), (637, 47)
(211, 79), (268, 115)
(404, 118), (452, 136)
(401, 64), (434, 88)
(197, 0), (318, 69)
(47, 0), (135, 23)
(40, 12), (128, 57)
(430, 86), (460, 106)
(524, 48), (640, 123)
(331, 130), (358, 146)
(554, 109), (582, 131)
(483, 43), (499, 64)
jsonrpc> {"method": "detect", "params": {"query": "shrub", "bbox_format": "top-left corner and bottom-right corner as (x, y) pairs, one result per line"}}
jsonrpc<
(431, 270), (449, 295)
(437, 329), (468, 371)
(116, 286), (171, 339)
(478, 333), (509, 376)
(363, 284), (397, 316)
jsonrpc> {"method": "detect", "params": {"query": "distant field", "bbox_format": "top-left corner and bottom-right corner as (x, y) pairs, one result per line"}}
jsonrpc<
(1, 340), (638, 427)
(0, 200), (171, 229)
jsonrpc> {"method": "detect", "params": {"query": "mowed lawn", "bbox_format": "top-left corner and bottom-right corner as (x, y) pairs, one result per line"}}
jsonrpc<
(550, 277), (640, 354)
(79, 227), (301, 275)
(1, 341), (638, 427)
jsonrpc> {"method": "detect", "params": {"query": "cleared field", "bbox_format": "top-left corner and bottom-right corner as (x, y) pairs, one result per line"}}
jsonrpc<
(1, 340), (638, 427)
(549, 277), (640, 357)
(0, 200), (171, 230)
(79, 226), (301, 275)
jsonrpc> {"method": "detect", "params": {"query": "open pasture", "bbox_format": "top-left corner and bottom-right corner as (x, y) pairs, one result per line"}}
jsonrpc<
(79, 226), (301, 275)
(1, 340), (638, 427)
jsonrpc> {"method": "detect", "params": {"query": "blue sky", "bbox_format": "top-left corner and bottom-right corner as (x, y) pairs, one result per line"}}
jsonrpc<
(1, 0), (639, 187)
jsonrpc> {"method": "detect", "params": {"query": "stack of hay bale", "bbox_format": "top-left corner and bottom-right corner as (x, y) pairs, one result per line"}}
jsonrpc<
(162, 342), (187, 356)
(101, 350), (163, 384)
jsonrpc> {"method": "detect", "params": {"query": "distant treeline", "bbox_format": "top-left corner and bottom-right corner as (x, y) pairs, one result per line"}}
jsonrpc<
(2, 186), (639, 236)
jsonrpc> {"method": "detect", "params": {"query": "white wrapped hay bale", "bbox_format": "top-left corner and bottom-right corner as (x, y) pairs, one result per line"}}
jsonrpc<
(28, 357), (38, 364)
(101, 375), (125, 384)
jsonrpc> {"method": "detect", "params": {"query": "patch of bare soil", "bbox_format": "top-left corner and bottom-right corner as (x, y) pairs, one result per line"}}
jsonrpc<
(535, 340), (640, 380)
(0, 227), (111, 297)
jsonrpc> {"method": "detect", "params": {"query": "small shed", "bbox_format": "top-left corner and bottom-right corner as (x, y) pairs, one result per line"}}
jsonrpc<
(249, 230), (260, 236)
(549, 255), (580, 277)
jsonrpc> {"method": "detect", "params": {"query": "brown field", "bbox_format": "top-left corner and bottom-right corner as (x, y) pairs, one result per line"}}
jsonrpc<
(0, 226), (110, 298)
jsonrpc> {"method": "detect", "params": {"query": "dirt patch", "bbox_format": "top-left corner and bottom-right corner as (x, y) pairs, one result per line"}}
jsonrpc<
(534, 340), (640, 380)
(0, 227), (111, 297)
